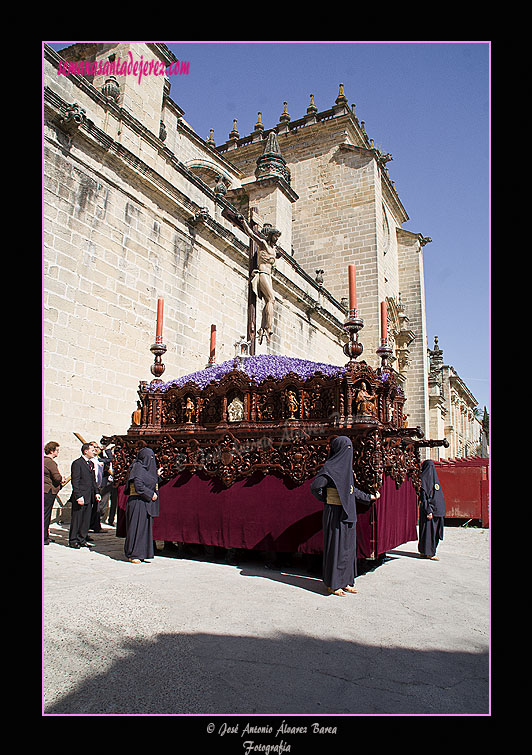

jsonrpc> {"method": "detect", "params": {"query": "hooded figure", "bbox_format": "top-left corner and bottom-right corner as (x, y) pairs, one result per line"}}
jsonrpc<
(310, 436), (378, 596)
(418, 459), (445, 560)
(124, 447), (160, 563)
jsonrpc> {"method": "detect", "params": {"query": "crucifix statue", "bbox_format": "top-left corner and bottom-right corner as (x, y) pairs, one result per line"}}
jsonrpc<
(222, 206), (281, 346)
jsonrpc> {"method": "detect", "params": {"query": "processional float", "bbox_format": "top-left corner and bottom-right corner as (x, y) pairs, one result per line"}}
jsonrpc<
(102, 233), (447, 559)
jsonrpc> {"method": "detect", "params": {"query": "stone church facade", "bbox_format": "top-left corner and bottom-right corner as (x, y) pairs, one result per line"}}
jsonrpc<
(43, 42), (470, 510)
(427, 337), (485, 459)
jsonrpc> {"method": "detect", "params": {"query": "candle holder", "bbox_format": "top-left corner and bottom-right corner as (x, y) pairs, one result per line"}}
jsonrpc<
(343, 309), (364, 360)
(150, 341), (167, 380)
(376, 337), (394, 369)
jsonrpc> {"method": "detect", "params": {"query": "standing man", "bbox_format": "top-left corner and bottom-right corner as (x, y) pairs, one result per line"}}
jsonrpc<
(100, 444), (118, 526)
(89, 441), (105, 533)
(68, 443), (101, 549)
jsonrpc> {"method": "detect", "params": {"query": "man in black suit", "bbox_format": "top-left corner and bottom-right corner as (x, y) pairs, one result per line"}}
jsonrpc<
(99, 444), (119, 526)
(68, 443), (101, 548)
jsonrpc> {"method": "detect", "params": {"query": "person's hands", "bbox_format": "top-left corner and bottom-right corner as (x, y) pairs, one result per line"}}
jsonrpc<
(427, 513), (433, 520)
(152, 493), (158, 501)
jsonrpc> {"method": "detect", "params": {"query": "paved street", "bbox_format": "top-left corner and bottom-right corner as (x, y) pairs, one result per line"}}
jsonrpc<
(43, 523), (490, 722)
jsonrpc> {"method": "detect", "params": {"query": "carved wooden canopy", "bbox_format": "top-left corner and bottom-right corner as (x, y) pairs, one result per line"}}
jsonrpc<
(102, 355), (447, 494)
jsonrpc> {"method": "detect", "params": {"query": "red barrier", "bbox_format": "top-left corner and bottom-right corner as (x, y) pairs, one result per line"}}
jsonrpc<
(435, 457), (489, 527)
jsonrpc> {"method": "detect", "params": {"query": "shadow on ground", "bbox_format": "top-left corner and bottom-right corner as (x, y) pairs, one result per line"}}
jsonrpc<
(44, 628), (488, 716)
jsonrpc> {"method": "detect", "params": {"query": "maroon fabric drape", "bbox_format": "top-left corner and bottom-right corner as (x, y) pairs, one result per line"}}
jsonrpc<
(373, 474), (418, 554)
(116, 472), (417, 558)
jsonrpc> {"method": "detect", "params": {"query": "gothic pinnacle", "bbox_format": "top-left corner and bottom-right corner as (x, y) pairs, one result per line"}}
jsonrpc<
(255, 112), (264, 131)
(336, 83), (348, 106)
(279, 101), (290, 123)
(229, 119), (239, 140)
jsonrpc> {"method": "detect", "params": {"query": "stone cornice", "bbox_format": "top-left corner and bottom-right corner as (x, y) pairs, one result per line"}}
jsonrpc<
(396, 227), (433, 250)
(242, 174), (299, 203)
(449, 373), (478, 407)
(216, 108), (367, 153)
(146, 42), (178, 67)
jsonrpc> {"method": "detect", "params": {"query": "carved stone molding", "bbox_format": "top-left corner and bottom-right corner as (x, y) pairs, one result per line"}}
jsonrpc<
(60, 102), (86, 132)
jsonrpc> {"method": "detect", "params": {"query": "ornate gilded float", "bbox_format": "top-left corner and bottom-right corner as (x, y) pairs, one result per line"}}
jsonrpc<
(103, 353), (437, 492)
(102, 348), (447, 559)
(101, 269), (448, 558)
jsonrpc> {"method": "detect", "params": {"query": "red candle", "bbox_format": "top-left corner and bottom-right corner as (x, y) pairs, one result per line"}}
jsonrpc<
(380, 300), (387, 341)
(348, 264), (357, 311)
(156, 298), (164, 341)
(210, 324), (216, 361)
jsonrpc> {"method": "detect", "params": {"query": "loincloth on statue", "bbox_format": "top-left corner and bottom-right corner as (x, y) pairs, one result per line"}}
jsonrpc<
(250, 268), (276, 299)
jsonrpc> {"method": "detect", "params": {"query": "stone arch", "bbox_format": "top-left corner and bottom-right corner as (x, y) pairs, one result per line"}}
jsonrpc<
(184, 159), (234, 192)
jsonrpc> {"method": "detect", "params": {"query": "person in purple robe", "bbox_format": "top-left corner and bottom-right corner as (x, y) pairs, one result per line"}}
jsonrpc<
(124, 447), (160, 564)
(310, 436), (380, 596)
(418, 459), (445, 561)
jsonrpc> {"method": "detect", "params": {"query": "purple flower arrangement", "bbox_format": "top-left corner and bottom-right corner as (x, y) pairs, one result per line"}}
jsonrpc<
(153, 354), (346, 392)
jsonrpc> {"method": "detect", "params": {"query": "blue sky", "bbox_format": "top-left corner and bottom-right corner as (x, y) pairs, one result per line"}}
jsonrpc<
(45, 41), (490, 412)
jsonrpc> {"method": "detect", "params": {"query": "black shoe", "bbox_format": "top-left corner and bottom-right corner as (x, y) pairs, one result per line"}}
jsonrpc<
(86, 536), (94, 542)
(82, 541), (95, 548)
(69, 543), (81, 549)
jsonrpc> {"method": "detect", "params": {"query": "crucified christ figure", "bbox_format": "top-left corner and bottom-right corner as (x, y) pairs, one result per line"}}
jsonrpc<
(235, 214), (281, 344)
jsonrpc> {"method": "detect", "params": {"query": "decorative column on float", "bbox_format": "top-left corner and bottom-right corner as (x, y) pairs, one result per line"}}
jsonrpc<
(376, 298), (394, 370)
(150, 298), (167, 381)
(341, 264), (365, 425)
(141, 298), (167, 432)
(343, 264), (364, 361)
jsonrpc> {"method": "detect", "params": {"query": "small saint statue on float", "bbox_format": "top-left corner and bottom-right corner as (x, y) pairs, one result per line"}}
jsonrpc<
(355, 381), (377, 416)
(184, 396), (195, 424)
(286, 389), (299, 419)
